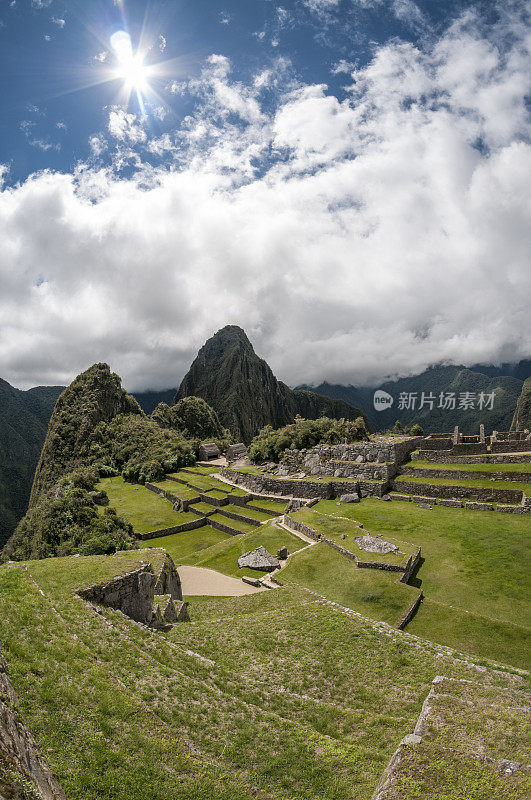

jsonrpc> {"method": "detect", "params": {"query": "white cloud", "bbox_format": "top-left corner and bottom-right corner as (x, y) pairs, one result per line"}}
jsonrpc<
(219, 12), (231, 25)
(93, 51), (108, 63)
(159, 34), (166, 52)
(391, 0), (427, 30)
(52, 17), (65, 28)
(1, 4), (530, 390)
(108, 109), (147, 144)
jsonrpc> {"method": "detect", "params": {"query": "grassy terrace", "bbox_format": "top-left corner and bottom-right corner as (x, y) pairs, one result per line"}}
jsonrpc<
(290, 507), (418, 566)
(407, 459), (531, 473)
(207, 512), (257, 533)
(278, 543), (419, 626)
(181, 523), (305, 577)
(167, 470), (220, 490)
(247, 497), (288, 512)
(317, 498), (531, 668)
(142, 527), (230, 563)
(394, 473), (531, 492)
(0, 550), (527, 799)
(97, 477), (199, 533)
(148, 478), (200, 500)
(220, 503), (274, 522)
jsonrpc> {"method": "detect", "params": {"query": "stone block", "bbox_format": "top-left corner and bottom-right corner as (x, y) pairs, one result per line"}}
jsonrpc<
(465, 501), (494, 511)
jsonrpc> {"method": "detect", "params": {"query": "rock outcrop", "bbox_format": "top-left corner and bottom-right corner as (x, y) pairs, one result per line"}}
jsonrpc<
(0, 648), (66, 799)
(238, 546), (280, 572)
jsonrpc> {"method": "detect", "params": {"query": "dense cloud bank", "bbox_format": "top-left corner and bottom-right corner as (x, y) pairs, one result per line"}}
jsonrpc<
(1, 3), (530, 390)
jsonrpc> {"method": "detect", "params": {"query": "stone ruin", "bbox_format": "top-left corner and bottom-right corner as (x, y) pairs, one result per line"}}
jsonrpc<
(77, 553), (188, 628)
(238, 546), (280, 572)
(198, 442), (220, 461)
(353, 534), (399, 555)
(226, 442), (247, 462)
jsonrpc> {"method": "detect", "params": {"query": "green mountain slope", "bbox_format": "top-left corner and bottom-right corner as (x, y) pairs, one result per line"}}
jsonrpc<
(175, 326), (369, 442)
(511, 376), (531, 430)
(4, 363), (196, 561)
(0, 379), (63, 548)
(302, 365), (525, 434)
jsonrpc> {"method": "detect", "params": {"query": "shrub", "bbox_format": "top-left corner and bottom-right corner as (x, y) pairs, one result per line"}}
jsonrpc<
(249, 416), (370, 462)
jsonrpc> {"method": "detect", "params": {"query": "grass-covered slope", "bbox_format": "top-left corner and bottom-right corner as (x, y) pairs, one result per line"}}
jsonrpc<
(3, 364), (196, 562)
(316, 498), (530, 668)
(0, 550), (527, 800)
(175, 325), (370, 442)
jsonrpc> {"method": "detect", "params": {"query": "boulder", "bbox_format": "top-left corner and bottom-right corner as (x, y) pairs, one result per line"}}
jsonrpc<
(354, 534), (398, 555)
(381, 494), (391, 501)
(340, 493), (360, 503)
(277, 546), (289, 559)
(238, 546), (280, 572)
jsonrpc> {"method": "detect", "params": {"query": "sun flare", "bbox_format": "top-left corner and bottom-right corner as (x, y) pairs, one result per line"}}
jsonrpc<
(110, 30), (149, 91)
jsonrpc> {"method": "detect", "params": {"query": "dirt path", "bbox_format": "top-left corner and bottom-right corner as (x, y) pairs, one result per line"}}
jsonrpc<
(178, 565), (266, 596)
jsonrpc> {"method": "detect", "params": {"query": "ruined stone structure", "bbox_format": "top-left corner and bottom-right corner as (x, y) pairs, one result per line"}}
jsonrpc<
(198, 442), (220, 461)
(78, 553), (185, 627)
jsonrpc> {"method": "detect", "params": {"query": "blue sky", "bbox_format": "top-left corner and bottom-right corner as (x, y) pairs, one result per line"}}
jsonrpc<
(1, 0), (470, 182)
(0, 1), (530, 390)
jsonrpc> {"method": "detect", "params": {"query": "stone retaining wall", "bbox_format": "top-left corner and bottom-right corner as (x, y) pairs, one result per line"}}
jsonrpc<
(401, 466), (531, 482)
(279, 437), (422, 476)
(144, 481), (201, 510)
(206, 517), (244, 536)
(490, 440), (531, 453)
(391, 479), (523, 504)
(217, 508), (263, 526)
(220, 466), (333, 498)
(396, 592), (423, 630)
(220, 467), (388, 499)
(137, 517), (207, 540)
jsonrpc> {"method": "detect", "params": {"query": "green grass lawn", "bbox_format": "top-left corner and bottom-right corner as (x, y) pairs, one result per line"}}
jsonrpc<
(149, 478), (200, 501)
(204, 488), (231, 499)
(407, 459), (531, 474)
(181, 523), (305, 578)
(220, 503), (273, 522)
(142, 528), (231, 564)
(167, 470), (219, 491)
(314, 498), (530, 667)
(207, 513), (258, 533)
(290, 507), (418, 566)
(1, 551), (527, 800)
(188, 501), (217, 514)
(277, 542), (419, 626)
(97, 477), (199, 533)
(394, 473), (531, 492)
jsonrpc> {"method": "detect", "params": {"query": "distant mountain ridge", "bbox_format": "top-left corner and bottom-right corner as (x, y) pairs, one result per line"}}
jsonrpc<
(1, 352), (528, 545)
(174, 326), (370, 442)
(298, 362), (530, 434)
(0, 379), (63, 548)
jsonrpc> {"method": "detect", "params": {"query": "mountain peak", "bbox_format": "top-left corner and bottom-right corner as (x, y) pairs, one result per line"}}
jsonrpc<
(176, 327), (369, 442)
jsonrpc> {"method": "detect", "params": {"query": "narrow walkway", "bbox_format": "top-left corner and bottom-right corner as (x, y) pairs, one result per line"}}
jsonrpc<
(178, 565), (266, 596)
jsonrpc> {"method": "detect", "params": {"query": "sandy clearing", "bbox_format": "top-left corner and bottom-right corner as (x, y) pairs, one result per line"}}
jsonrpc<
(178, 565), (267, 596)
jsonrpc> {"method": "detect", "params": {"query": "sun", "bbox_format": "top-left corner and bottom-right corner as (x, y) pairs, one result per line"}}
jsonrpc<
(110, 30), (150, 92)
